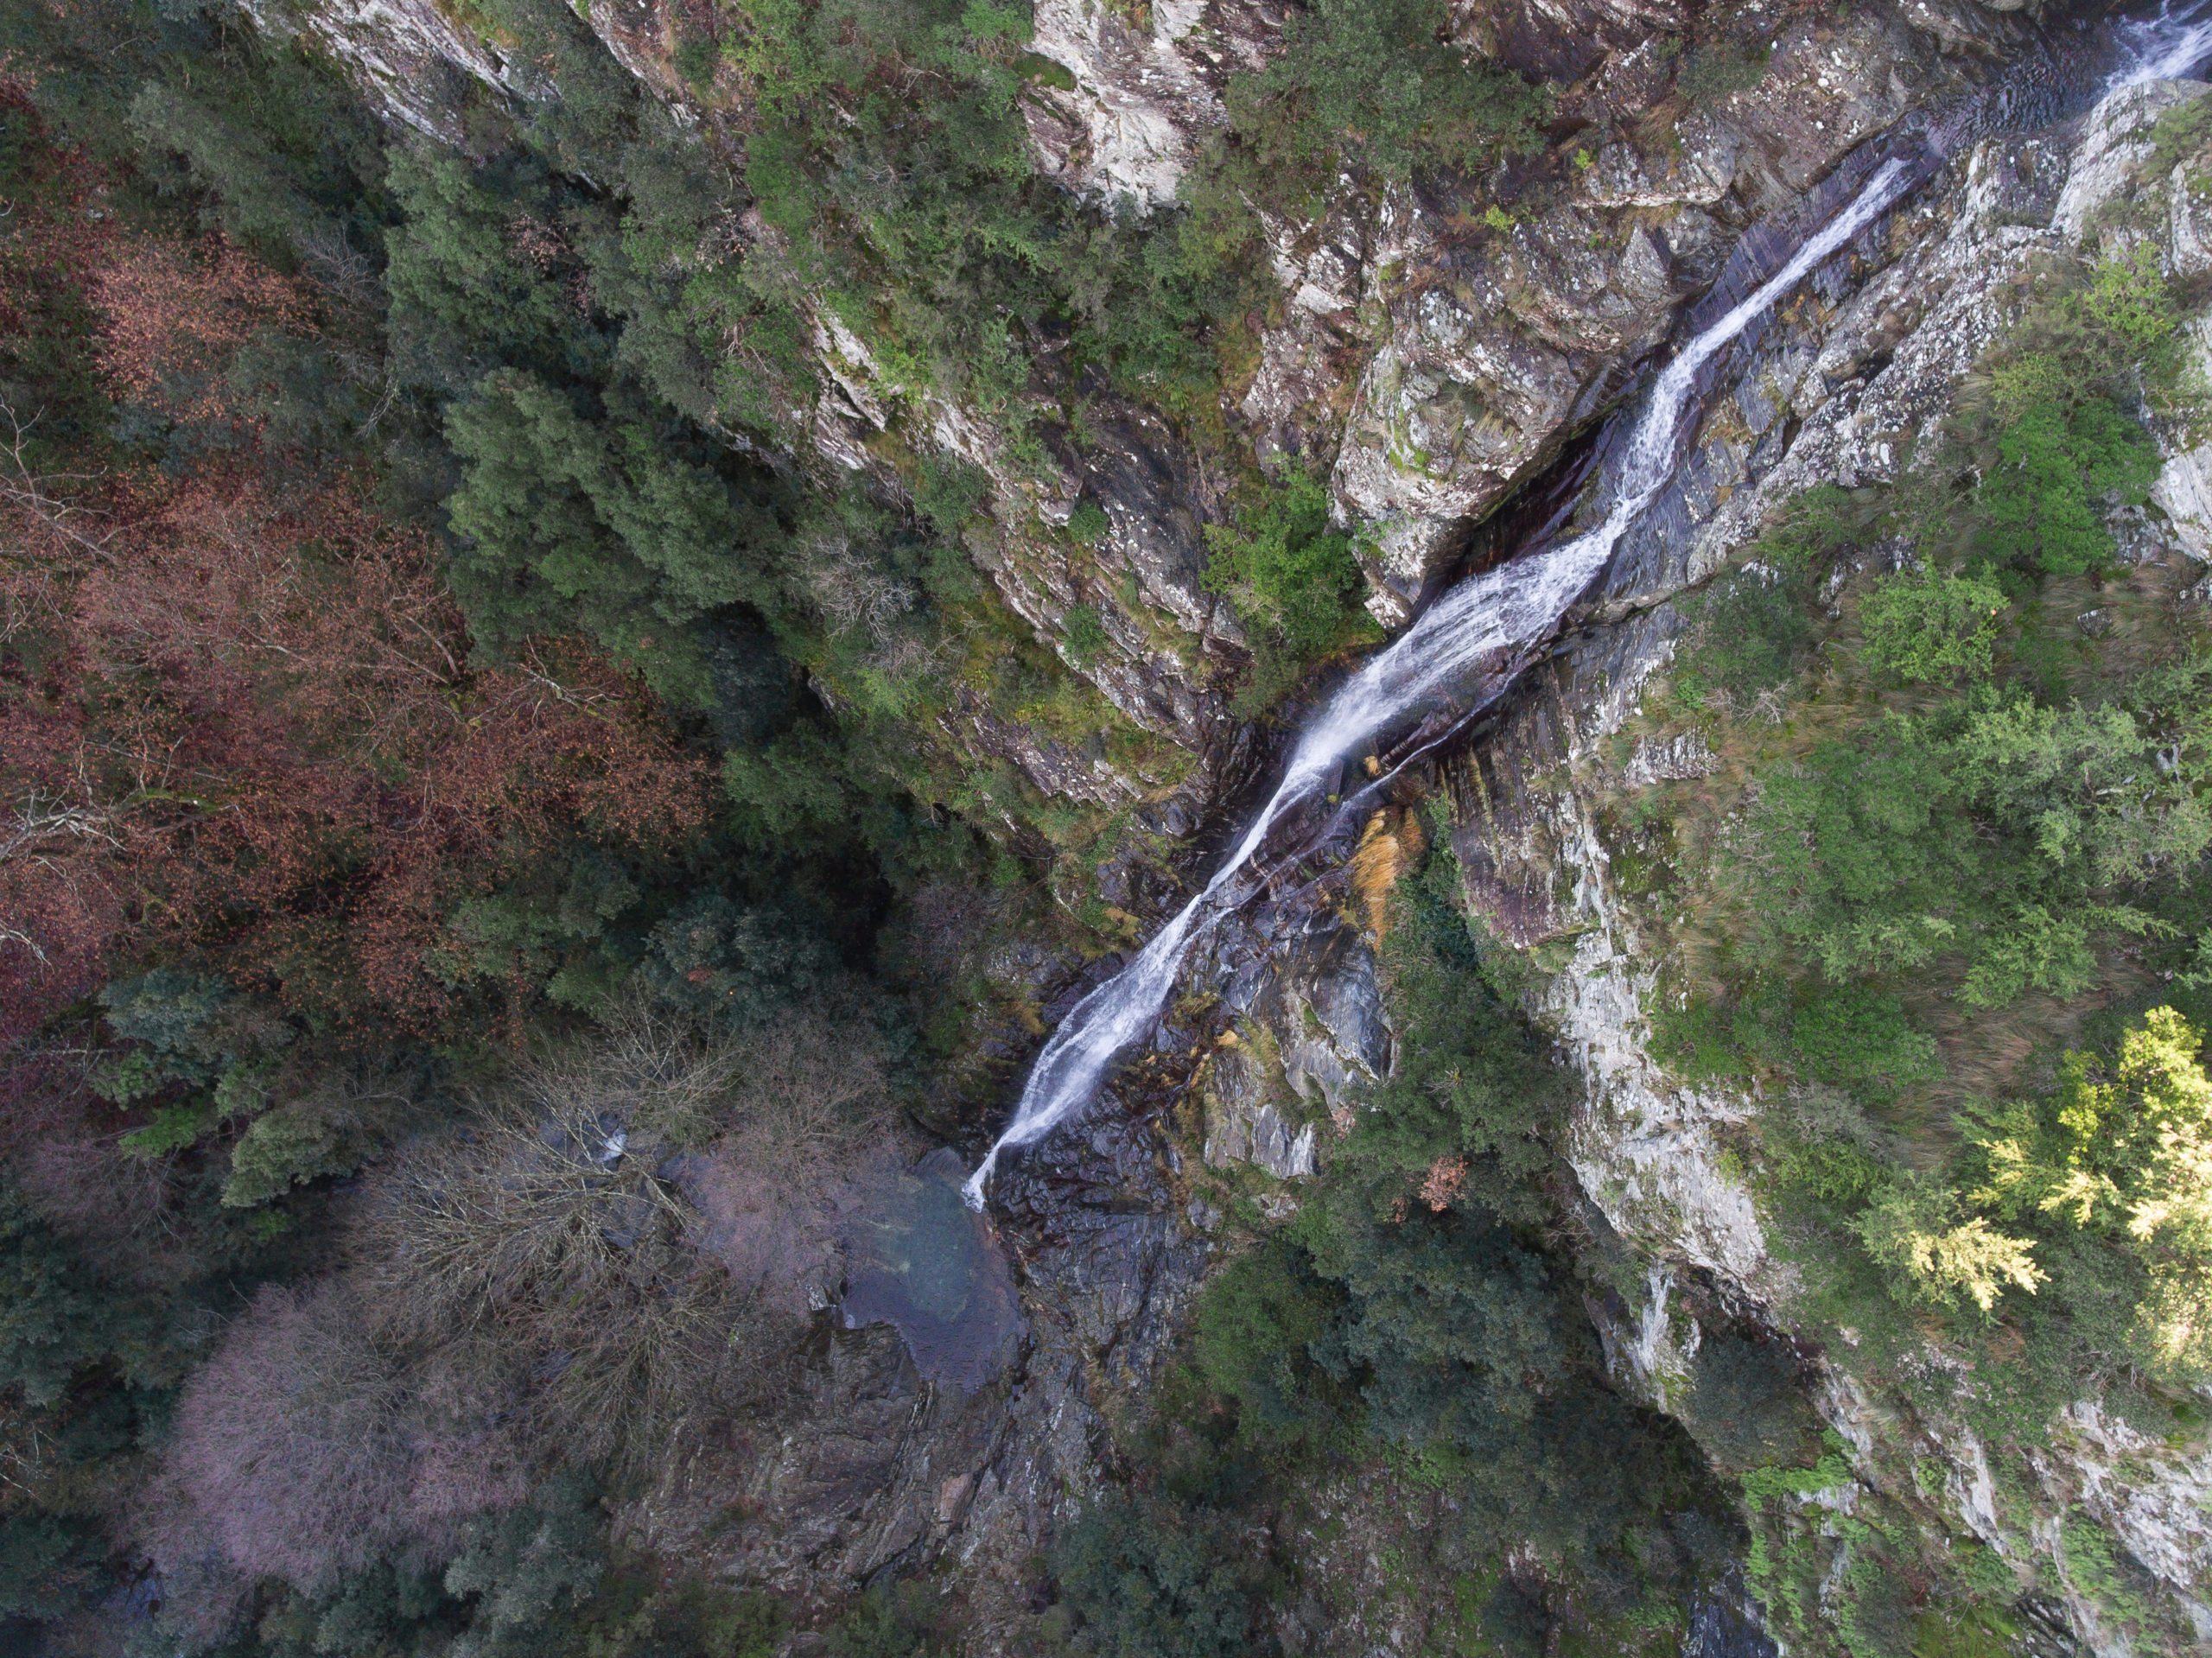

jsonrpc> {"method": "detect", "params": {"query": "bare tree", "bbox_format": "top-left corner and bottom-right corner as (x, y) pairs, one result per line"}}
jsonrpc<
(167, 1281), (411, 1593)
(805, 533), (917, 647)
(351, 1013), (843, 1474)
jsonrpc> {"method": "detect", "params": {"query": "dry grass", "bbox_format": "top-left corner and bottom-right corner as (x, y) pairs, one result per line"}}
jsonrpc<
(1349, 806), (1427, 941)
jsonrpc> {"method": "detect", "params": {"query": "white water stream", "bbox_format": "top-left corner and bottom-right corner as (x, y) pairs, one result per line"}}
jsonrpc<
(2113, 0), (2212, 89)
(962, 156), (1916, 1208)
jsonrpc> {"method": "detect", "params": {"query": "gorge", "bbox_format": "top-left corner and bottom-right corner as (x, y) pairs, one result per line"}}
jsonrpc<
(4, 1), (2212, 1656)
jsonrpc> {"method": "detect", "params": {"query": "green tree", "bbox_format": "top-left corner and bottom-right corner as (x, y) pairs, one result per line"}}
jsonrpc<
(1235, 0), (1545, 183)
(1967, 1007), (2212, 1380)
(1052, 1495), (1256, 1658)
(1191, 1242), (1346, 1452)
(443, 369), (779, 706)
(0, 1191), (155, 1407)
(1855, 1175), (2044, 1318)
(443, 1473), (607, 1651)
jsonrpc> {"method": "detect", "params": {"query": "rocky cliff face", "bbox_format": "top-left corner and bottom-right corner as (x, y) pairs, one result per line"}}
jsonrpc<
(266, 0), (2024, 785)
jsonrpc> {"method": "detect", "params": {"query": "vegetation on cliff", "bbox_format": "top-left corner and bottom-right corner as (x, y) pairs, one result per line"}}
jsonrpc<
(1627, 221), (2212, 1652)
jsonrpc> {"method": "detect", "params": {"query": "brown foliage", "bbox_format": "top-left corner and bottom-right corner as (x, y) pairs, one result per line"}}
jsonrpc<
(2, 465), (711, 1040)
(2, 129), (712, 1047)
(89, 235), (316, 423)
(1418, 1153), (1469, 1213)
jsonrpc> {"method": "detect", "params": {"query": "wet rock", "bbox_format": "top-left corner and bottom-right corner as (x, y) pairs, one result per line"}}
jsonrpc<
(718, 1321), (1014, 1589)
(1332, 204), (1691, 619)
(1329, 5), (1980, 614)
(1681, 1580), (1781, 1658)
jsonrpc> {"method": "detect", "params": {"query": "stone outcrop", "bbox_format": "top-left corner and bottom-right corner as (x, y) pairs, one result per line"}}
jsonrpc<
(238, 0), (516, 136)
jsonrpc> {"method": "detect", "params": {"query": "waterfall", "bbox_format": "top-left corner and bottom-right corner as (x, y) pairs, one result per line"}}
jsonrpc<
(2112, 0), (2212, 90)
(961, 154), (1916, 1209)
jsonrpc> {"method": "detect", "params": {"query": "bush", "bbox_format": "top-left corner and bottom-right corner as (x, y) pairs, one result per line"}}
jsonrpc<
(1677, 41), (1770, 104)
(1973, 384), (2156, 576)
(1067, 499), (1109, 546)
(1674, 488), (1859, 708)
(1063, 602), (1110, 667)
(1675, 565), (1814, 707)
(1857, 567), (2009, 684)
(1736, 688), (2209, 993)
(1681, 1334), (1821, 1475)
(1203, 469), (1369, 664)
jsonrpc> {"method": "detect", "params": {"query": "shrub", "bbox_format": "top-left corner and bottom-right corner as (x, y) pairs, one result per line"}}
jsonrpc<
(1735, 689), (2208, 993)
(1677, 41), (1770, 104)
(1674, 490), (1859, 708)
(1063, 602), (1110, 667)
(1067, 499), (1110, 546)
(1786, 984), (1942, 1105)
(2147, 92), (2212, 176)
(1203, 470), (1367, 661)
(1857, 567), (2009, 684)
(1974, 389), (2155, 575)
(1682, 1334), (1821, 1474)
(825, 1583), (953, 1658)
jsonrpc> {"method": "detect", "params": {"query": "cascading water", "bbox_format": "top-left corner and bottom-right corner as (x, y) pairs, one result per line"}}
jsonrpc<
(961, 156), (1916, 1210)
(2112, 0), (2212, 89)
